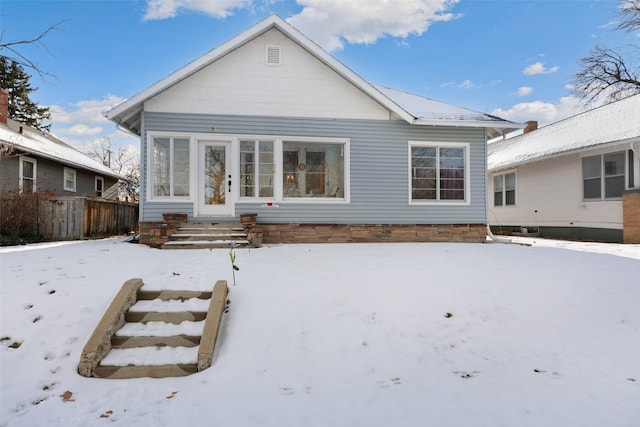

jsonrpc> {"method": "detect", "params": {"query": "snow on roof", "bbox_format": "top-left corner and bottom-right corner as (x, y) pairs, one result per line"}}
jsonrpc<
(106, 15), (521, 139)
(374, 85), (512, 124)
(488, 94), (640, 171)
(0, 120), (122, 179)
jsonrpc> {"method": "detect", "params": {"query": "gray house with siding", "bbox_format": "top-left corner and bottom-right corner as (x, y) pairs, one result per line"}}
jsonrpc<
(0, 97), (121, 198)
(106, 14), (521, 244)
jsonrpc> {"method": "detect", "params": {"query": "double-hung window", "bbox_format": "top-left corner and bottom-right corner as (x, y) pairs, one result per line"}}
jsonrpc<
(151, 136), (190, 199)
(95, 176), (104, 197)
(582, 151), (626, 200)
(493, 171), (516, 206)
(240, 140), (274, 198)
(19, 156), (36, 194)
(282, 140), (345, 198)
(410, 142), (469, 202)
(63, 167), (76, 192)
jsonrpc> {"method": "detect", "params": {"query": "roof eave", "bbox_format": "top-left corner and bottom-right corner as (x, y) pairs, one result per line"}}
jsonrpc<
(10, 144), (123, 179)
(413, 119), (524, 138)
(488, 136), (640, 172)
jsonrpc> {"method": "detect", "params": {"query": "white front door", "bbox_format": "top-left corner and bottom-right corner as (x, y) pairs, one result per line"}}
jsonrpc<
(197, 140), (233, 216)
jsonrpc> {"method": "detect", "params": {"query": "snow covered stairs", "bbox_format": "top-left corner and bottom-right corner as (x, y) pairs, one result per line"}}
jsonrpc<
(78, 278), (228, 379)
(161, 222), (249, 249)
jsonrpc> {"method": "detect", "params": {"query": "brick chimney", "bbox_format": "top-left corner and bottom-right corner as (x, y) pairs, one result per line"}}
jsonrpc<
(0, 88), (8, 124)
(524, 120), (538, 134)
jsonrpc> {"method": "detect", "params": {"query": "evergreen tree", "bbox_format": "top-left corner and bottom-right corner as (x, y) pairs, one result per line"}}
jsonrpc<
(0, 56), (51, 132)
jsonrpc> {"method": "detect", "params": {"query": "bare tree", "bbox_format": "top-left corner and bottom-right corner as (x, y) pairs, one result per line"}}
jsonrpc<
(86, 137), (140, 202)
(573, 0), (640, 105)
(0, 20), (66, 78)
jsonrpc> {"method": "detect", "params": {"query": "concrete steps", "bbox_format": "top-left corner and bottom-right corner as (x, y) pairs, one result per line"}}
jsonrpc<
(162, 222), (250, 249)
(78, 279), (228, 379)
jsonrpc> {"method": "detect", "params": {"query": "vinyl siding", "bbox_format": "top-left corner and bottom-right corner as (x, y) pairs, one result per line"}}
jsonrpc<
(1, 154), (118, 198)
(488, 153), (623, 230)
(141, 112), (488, 224)
(144, 28), (390, 121)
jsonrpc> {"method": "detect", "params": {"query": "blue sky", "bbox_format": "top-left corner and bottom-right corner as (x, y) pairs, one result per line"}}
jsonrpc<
(1, 0), (635, 152)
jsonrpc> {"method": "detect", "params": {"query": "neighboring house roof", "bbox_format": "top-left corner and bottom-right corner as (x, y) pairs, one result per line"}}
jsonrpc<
(0, 119), (122, 179)
(488, 93), (640, 171)
(105, 14), (521, 139)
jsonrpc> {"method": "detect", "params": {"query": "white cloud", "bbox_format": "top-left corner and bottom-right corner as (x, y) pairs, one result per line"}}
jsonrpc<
(524, 62), (560, 75)
(457, 79), (476, 89)
(441, 78), (499, 90)
(141, 0), (460, 51)
(143, 0), (252, 20)
(65, 124), (103, 137)
(47, 95), (138, 153)
(513, 86), (533, 96)
(287, 0), (460, 51)
(491, 95), (586, 127)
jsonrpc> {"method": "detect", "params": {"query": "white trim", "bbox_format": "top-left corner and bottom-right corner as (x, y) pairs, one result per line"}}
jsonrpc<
(146, 132), (193, 202)
(196, 140), (234, 217)
(581, 150), (627, 201)
(408, 141), (471, 206)
(18, 155), (37, 193)
(491, 169), (517, 207)
(63, 167), (77, 192)
(95, 176), (105, 197)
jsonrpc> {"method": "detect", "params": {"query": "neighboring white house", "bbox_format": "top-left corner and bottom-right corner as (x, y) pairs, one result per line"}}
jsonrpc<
(488, 94), (640, 243)
(105, 14), (521, 245)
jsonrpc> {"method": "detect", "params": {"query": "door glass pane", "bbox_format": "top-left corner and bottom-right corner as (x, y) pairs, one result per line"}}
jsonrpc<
(204, 146), (226, 205)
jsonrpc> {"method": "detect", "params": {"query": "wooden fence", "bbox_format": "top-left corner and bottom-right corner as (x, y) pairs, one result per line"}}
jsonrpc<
(1, 195), (138, 241)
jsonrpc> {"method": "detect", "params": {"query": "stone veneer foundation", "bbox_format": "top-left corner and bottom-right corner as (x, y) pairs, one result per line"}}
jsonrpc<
(139, 217), (487, 247)
(259, 223), (487, 244)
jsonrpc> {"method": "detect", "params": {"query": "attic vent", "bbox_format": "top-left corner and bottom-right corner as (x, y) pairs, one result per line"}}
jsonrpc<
(266, 45), (281, 66)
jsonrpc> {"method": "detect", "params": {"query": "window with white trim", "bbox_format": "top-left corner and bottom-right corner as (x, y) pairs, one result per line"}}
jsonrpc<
(282, 140), (345, 198)
(19, 156), (36, 194)
(63, 167), (76, 192)
(410, 142), (468, 202)
(95, 176), (104, 197)
(240, 140), (274, 197)
(493, 171), (516, 206)
(151, 136), (190, 199)
(582, 151), (626, 200)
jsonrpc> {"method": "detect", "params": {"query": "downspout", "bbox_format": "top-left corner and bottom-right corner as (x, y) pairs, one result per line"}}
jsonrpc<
(486, 224), (513, 244)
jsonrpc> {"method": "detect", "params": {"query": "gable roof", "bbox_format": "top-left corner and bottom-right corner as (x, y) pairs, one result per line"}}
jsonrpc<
(0, 119), (122, 179)
(488, 93), (640, 171)
(105, 14), (521, 139)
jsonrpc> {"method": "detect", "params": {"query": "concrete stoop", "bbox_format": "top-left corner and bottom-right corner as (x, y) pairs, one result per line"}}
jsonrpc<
(161, 222), (250, 249)
(78, 279), (228, 379)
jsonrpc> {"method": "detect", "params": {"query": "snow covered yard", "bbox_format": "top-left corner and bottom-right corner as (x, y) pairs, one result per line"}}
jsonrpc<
(1, 238), (639, 427)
